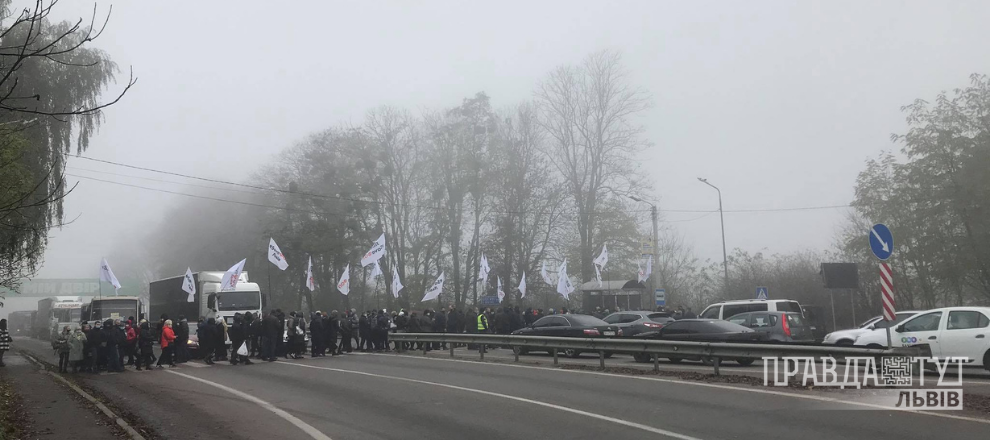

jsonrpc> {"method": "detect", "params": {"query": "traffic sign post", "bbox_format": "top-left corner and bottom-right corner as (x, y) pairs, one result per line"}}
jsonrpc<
(870, 223), (895, 348)
(756, 287), (768, 301)
(655, 289), (666, 308)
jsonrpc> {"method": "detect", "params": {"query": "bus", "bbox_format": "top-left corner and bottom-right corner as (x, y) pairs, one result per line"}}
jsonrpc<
(83, 296), (144, 325)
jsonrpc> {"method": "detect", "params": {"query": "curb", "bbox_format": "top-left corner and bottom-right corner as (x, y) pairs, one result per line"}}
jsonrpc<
(19, 352), (147, 440)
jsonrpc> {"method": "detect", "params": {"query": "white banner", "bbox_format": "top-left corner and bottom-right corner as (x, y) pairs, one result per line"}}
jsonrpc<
(220, 259), (246, 292)
(595, 264), (603, 288)
(594, 244), (609, 269)
(337, 264), (350, 295)
(99, 258), (121, 290)
(422, 272), (445, 302)
(541, 261), (553, 286)
(182, 267), (196, 302)
(497, 276), (505, 303)
(556, 259), (574, 299)
(268, 238), (289, 270)
(305, 256), (316, 292)
(638, 255), (653, 283)
(518, 272), (527, 298)
(479, 254), (490, 285)
(361, 233), (386, 267)
(371, 260), (383, 278)
(391, 265), (404, 298)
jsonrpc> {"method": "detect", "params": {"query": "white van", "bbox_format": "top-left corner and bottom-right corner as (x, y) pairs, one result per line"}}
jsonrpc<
(699, 299), (804, 320)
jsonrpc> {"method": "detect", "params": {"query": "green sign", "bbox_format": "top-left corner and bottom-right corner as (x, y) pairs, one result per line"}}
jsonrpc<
(0, 279), (141, 298)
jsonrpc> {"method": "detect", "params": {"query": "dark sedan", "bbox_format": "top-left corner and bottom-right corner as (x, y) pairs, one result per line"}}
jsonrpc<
(631, 319), (768, 365)
(726, 311), (815, 343)
(511, 314), (622, 358)
(602, 311), (674, 337)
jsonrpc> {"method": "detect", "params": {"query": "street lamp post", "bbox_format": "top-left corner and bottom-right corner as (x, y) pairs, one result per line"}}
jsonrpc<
(627, 195), (659, 310)
(698, 178), (729, 294)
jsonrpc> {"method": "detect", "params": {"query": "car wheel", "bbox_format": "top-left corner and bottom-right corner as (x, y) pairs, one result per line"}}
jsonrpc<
(668, 357), (683, 363)
(984, 349), (990, 372)
(564, 349), (580, 358)
(701, 357), (714, 366)
(736, 359), (755, 366)
(632, 353), (650, 363)
(866, 343), (884, 349)
(836, 339), (854, 346)
(512, 346), (528, 356)
(603, 351), (613, 359)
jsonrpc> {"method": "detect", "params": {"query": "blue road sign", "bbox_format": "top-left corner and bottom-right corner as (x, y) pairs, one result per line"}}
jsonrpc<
(869, 223), (894, 260)
(655, 289), (666, 306)
(756, 287), (768, 300)
(480, 296), (500, 306)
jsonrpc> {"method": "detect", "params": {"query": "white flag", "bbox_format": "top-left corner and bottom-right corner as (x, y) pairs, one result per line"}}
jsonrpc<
(479, 254), (490, 285)
(497, 276), (505, 303)
(305, 257), (316, 292)
(182, 267), (196, 302)
(337, 264), (350, 295)
(541, 261), (553, 286)
(361, 233), (386, 267)
(371, 260), (383, 278)
(637, 259), (645, 283)
(99, 258), (122, 290)
(422, 272), (445, 302)
(391, 265), (404, 298)
(518, 272), (527, 298)
(595, 264), (603, 288)
(594, 244), (609, 269)
(638, 255), (653, 283)
(220, 259), (246, 292)
(268, 238), (289, 270)
(556, 259), (574, 299)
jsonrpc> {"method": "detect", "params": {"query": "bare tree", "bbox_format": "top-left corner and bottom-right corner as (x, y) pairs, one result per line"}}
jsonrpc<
(535, 49), (651, 282)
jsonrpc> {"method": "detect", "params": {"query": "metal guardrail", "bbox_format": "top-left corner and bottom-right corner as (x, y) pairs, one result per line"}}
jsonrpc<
(389, 333), (921, 375)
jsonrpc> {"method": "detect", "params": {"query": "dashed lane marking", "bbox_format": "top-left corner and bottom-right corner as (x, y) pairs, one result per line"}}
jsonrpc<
(279, 361), (704, 440)
(165, 369), (332, 440)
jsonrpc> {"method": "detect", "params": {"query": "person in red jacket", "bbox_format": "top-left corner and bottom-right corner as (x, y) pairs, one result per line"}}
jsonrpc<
(158, 320), (176, 368)
(124, 321), (138, 366)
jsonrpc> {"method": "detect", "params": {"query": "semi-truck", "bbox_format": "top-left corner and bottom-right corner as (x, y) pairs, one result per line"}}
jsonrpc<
(149, 271), (264, 353)
(7, 310), (34, 335)
(83, 296), (145, 325)
(35, 296), (84, 340)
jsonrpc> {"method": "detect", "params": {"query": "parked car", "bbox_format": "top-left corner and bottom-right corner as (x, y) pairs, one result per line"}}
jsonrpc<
(854, 307), (990, 370)
(602, 311), (674, 337)
(822, 311), (921, 345)
(726, 311), (815, 343)
(511, 314), (621, 358)
(630, 319), (768, 365)
(699, 299), (803, 320)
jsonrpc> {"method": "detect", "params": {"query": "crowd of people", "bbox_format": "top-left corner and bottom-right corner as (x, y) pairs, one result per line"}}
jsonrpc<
(33, 303), (698, 373)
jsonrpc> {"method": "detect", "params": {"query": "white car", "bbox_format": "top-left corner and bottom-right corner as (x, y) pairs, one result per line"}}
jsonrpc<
(699, 299), (803, 320)
(822, 311), (921, 345)
(854, 307), (990, 369)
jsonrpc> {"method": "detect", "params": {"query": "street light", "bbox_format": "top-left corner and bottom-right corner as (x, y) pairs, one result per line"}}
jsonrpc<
(698, 177), (729, 294)
(627, 195), (659, 310)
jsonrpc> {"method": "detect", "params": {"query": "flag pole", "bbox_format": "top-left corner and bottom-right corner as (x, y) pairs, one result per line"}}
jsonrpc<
(267, 263), (272, 307)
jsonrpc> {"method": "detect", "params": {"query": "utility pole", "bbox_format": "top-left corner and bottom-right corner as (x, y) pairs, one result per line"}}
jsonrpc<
(698, 178), (729, 295)
(628, 195), (659, 310)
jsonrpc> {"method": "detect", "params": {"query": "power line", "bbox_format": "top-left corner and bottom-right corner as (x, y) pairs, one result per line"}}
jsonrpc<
(71, 155), (854, 215)
(66, 166), (266, 196)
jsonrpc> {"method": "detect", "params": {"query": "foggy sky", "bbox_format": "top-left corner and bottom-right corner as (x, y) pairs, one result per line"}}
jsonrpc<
(34, 0), (990, 279)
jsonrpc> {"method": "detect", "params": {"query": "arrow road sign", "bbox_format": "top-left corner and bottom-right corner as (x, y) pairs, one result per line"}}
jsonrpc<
(756, 287), (768, 300)
(870, 224), (894, 260)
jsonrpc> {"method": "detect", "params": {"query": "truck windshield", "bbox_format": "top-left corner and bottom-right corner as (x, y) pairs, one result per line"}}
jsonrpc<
(92, 300), (139, 321)
(218, 291), (260, 311)
(53, 308), (81, 323)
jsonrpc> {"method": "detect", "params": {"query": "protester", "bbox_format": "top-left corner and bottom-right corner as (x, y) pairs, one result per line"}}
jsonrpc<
(310, 311), (324, 357)
(68, 326), (87, 373)
(261, 311), (280, 361)
(158, 319), (176, 368)
(105, 319), (124, 373)
(215, 318), (229, 361)
(228, 314), (253, 365)
(0, 319), (9, 367)
(200, 317), (217, 364)
(125, 320), (138, 366)
(137, 320), (154, 371)
(55, 326), (71, 373)
(325, 311), (338, 355)
(175, 316), (190, 363)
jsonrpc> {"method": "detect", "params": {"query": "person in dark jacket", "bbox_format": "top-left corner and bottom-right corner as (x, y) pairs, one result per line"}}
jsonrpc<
(200, 318), (217, 364)
(86, 321), (103, 373)
(375, 310), (390, 351)
(309, 312), (324, 357)
(228, 314), (252, 365)
(215, 318), (228, 361)
(247, 312), (262, 358)
(261, 311), (279, 361)
(432, 309), (447, 350)
(174, 316), (190, 364)
(104, 319), (124, 373)
(325, 311), (338, 355)
(137, 321), (154, 371)
(511, 307), (525, 332)
(336, 310), (353, 354)
(274, 309), (286, 358)
(358, 312), (370, 352)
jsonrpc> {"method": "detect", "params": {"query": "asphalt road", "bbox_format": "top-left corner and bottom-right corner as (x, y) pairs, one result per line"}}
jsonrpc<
(12, 337), (990, 440)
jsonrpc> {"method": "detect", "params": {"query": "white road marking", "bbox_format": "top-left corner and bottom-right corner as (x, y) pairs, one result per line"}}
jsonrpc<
(165, 369), (331, 440)
(280, 361), (704, 440)
(366, 353), (990, 426)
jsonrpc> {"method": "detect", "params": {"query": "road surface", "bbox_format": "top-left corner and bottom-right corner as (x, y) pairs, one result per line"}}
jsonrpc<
(13, 336), (990, 439)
